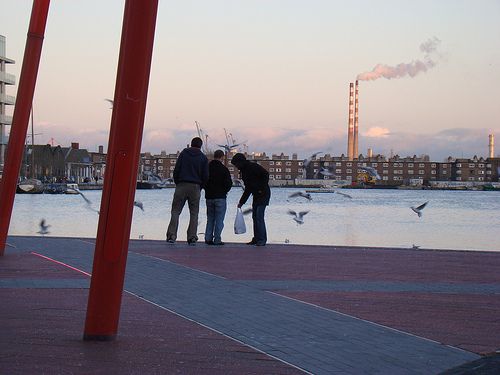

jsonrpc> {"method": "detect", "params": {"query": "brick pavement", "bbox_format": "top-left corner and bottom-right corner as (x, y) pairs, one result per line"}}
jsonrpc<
(2, 236), (492, 374)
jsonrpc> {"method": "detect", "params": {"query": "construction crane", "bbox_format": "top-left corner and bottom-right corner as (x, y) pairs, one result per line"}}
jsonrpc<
(194, 121), (210, 154)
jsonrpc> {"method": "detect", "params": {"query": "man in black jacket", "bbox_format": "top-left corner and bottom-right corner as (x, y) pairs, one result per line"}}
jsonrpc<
(231, 153), (271, 246)
(166, 137), (209, 245)
(204, 150), (233, 245)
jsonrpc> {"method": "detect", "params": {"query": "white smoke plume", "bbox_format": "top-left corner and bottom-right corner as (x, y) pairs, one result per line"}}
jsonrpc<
(357, 37), (441, 81)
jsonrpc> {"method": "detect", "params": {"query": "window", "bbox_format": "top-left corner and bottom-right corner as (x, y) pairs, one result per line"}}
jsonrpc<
(382, 176), (388, 181)
(408, 170), (414, 175)
(298, 161), (303, 166)
(419, 170), (425, 175)
(170, 159), (176, 164)
(383, 163), (389, 167)
(408, 163), (414, 168)
(298, 168), (303, 172)
(419, 163), (425, 168)
(456, 170), (462, 174)
(372, 163), (378, 167)
(145, 160), (150, 164)
(487, 170), (492, 174)
(431, 163), (436, 168)
(275, 175), (282, 179)
(170, 166), (175, 170)
(456, 176), (461, 181)
(276, 168), (282, 172)
(286, 161), (292, 166)
(431, 170), (436, 174)
(314, 162), (319, 167)
(285, 175), (292, 179)
(347, 162), (352, 167)
(324, 162), (329, 166)
(468, 177), (475, 181)
(443, 164), (448, 168)
(269, 175), (275, 179)
(336, 169), (342, 173)
(478, 164), (484, 168)
(478, 170), (484, 175)
(158, 166), (163, 171)
(457, 163), (462, 167)
(269, 161), (274, 165)
(336, 162), (342, 166)
(285, 168), (291, 172)
(276, 161), (282, 166)
(394, 170), (403, 174)
(393, 176), (402, 180)
(269, 168), (274, 172)
(383, 170), (388, 174)
(469, 163), (475, 168)
(347, 169), (352, 174)
(158, 159), (163, 164)
(229, 167), (234, 171)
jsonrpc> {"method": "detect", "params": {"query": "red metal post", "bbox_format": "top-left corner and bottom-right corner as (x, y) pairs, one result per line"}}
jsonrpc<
(83, 0), (159, 340)
(0, 0), (50, 255)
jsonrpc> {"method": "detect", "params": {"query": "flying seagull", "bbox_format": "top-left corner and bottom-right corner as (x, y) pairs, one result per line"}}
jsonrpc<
(288, 191), (312, 201)
(410, 201), (429, 218)
(217, 142), (245, 153)
(287, 209), (309, 225)
(242, 208), (253, 215)
(335, 190), (352, 199)
(319, 167), (334, 177)
(67, 187), (100, 214)
(134, 201), (144, 211)
(37, 219), (51, 235)
(303, 152), (323, 168)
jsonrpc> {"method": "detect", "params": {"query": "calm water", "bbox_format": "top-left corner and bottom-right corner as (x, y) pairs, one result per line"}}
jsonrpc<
(9, 188), (500, 252)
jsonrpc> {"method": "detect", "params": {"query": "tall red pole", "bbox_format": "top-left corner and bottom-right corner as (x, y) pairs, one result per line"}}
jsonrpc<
(84, 0), (158, 340)
(0, 0), (50, 255)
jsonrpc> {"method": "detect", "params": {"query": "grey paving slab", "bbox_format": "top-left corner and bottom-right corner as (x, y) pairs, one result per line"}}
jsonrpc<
(236, 280), (500, 294)
(0, 278), (89, 288)
(6, 236), (480, 375)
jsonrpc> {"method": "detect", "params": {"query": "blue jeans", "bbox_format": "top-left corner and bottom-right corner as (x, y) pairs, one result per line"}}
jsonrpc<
(205, 198), (227, 244)
(252, 204), (267, 245)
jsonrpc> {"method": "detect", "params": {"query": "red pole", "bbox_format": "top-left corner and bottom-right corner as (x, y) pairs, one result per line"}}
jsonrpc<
(0, 0), (50, 255)
(83, 0), (159, 340)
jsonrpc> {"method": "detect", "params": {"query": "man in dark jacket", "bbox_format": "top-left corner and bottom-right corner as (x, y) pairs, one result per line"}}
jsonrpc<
(204, 150), (232, 245)
(166, 137), (209, 245)
(231, 153), (271, 246)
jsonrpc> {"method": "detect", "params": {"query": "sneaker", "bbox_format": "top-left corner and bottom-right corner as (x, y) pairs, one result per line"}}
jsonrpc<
(255, 243), (266, 247)
(166, 238), (175, 244)
(205, 240), (214, 245)
(188, 239), (197, 246)
(213, 242), (225, 246)
(246, 240), (257, 245)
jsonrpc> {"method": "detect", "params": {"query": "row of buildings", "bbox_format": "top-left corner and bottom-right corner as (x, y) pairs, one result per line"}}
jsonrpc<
(17, 141), (500, 187)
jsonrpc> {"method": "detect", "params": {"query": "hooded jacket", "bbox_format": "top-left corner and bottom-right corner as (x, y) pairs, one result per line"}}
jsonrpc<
(204, 159), (232, 199)
(173, 147), (209, 186)
(236, 160), (271, 206)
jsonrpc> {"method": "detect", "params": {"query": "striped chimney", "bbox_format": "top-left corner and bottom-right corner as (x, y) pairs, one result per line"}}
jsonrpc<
(347, 82), (354, 160)
(489, 134), (494, 158)
(353, 80), (359, 160)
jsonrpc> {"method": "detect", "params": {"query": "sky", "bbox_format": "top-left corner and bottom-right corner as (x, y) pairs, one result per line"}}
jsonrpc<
(1, 0), (499, 161)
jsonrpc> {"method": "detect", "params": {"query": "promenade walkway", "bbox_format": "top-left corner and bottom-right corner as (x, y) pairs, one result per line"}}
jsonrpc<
(1, 236), (499, 374)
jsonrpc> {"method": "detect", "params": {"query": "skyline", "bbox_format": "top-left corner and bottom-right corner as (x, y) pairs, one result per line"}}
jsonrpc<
(1, 0), (499, 160)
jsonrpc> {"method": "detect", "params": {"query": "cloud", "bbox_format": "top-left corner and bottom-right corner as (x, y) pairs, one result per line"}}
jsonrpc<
(362, 126), (390, 138)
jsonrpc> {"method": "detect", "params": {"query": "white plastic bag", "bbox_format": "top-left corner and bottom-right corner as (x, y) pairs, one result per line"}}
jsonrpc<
(234, 208), (246, 234)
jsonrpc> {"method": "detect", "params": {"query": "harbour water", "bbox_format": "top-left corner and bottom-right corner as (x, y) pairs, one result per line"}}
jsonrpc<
(9, 188), (500, 252)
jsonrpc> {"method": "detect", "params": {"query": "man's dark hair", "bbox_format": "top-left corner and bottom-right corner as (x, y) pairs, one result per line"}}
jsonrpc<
(191, 137), (203, 148)
(231, 153), (247, 168)
(213, 150), (224, 159)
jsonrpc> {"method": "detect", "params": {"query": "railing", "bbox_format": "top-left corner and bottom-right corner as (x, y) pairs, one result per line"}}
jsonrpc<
(0, 114), (13, 125)
(0, 71), (16, 85)
(0, 93), (15, 105)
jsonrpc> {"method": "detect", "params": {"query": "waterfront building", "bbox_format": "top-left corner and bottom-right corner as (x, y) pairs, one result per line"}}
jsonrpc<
(21, 144), (65, 181)
(61, 143), (93, 183)
(88, 145), (106, 181)
(0, 35), (15, 170)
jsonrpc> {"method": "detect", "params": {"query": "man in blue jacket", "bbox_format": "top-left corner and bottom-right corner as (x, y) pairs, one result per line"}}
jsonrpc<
(166, 137), (209, 245)
(231, 153), (271, 246)
(204, 149), (232, 245)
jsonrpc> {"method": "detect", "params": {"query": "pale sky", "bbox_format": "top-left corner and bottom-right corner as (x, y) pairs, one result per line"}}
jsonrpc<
(1, 0), (499, 160)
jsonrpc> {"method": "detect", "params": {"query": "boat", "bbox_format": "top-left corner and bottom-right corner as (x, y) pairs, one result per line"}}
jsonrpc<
(16, 178), (44, 194)
(65, 183), (80, 194)
(43, 183), (67, 194)
(305, 187), (337, 193)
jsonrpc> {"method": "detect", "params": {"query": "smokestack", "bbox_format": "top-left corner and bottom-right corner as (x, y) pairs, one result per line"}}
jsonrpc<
(353, 80), (359, 159)
(489, 134), (494, 158)
(367, 148), (373, 158)
(347, 82), (354, 160)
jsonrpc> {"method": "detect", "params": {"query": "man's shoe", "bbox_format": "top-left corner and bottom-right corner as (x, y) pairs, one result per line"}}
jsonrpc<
(188, 239), (197, 246)
(166, 238), (175, 244)
(205, 240), (214, 245)
(255, 243), (266, 247)
(213, 242), (225, 246)
(246, 240), (256, 245)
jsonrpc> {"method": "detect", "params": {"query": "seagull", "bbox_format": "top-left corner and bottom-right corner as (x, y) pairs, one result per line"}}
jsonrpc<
(37, 219), (51, 235)
(288, 191), (312, 201)
(410, 201), (429, 218)
(217, 142), (243, 153)
(242, 208), (253, 215)
(412, 244), (420, 249)
(133, 201), (144, 211)
(335, 190), (352, 199)
(287, 209), (309, 225)
(319, 167), (334, 177)
(139, 234), (144, 240)
(303, 152), (323, 167)
(359, 166), (381, 180)
(67, 187), (100, 214)
(104, 98), (114, 109)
